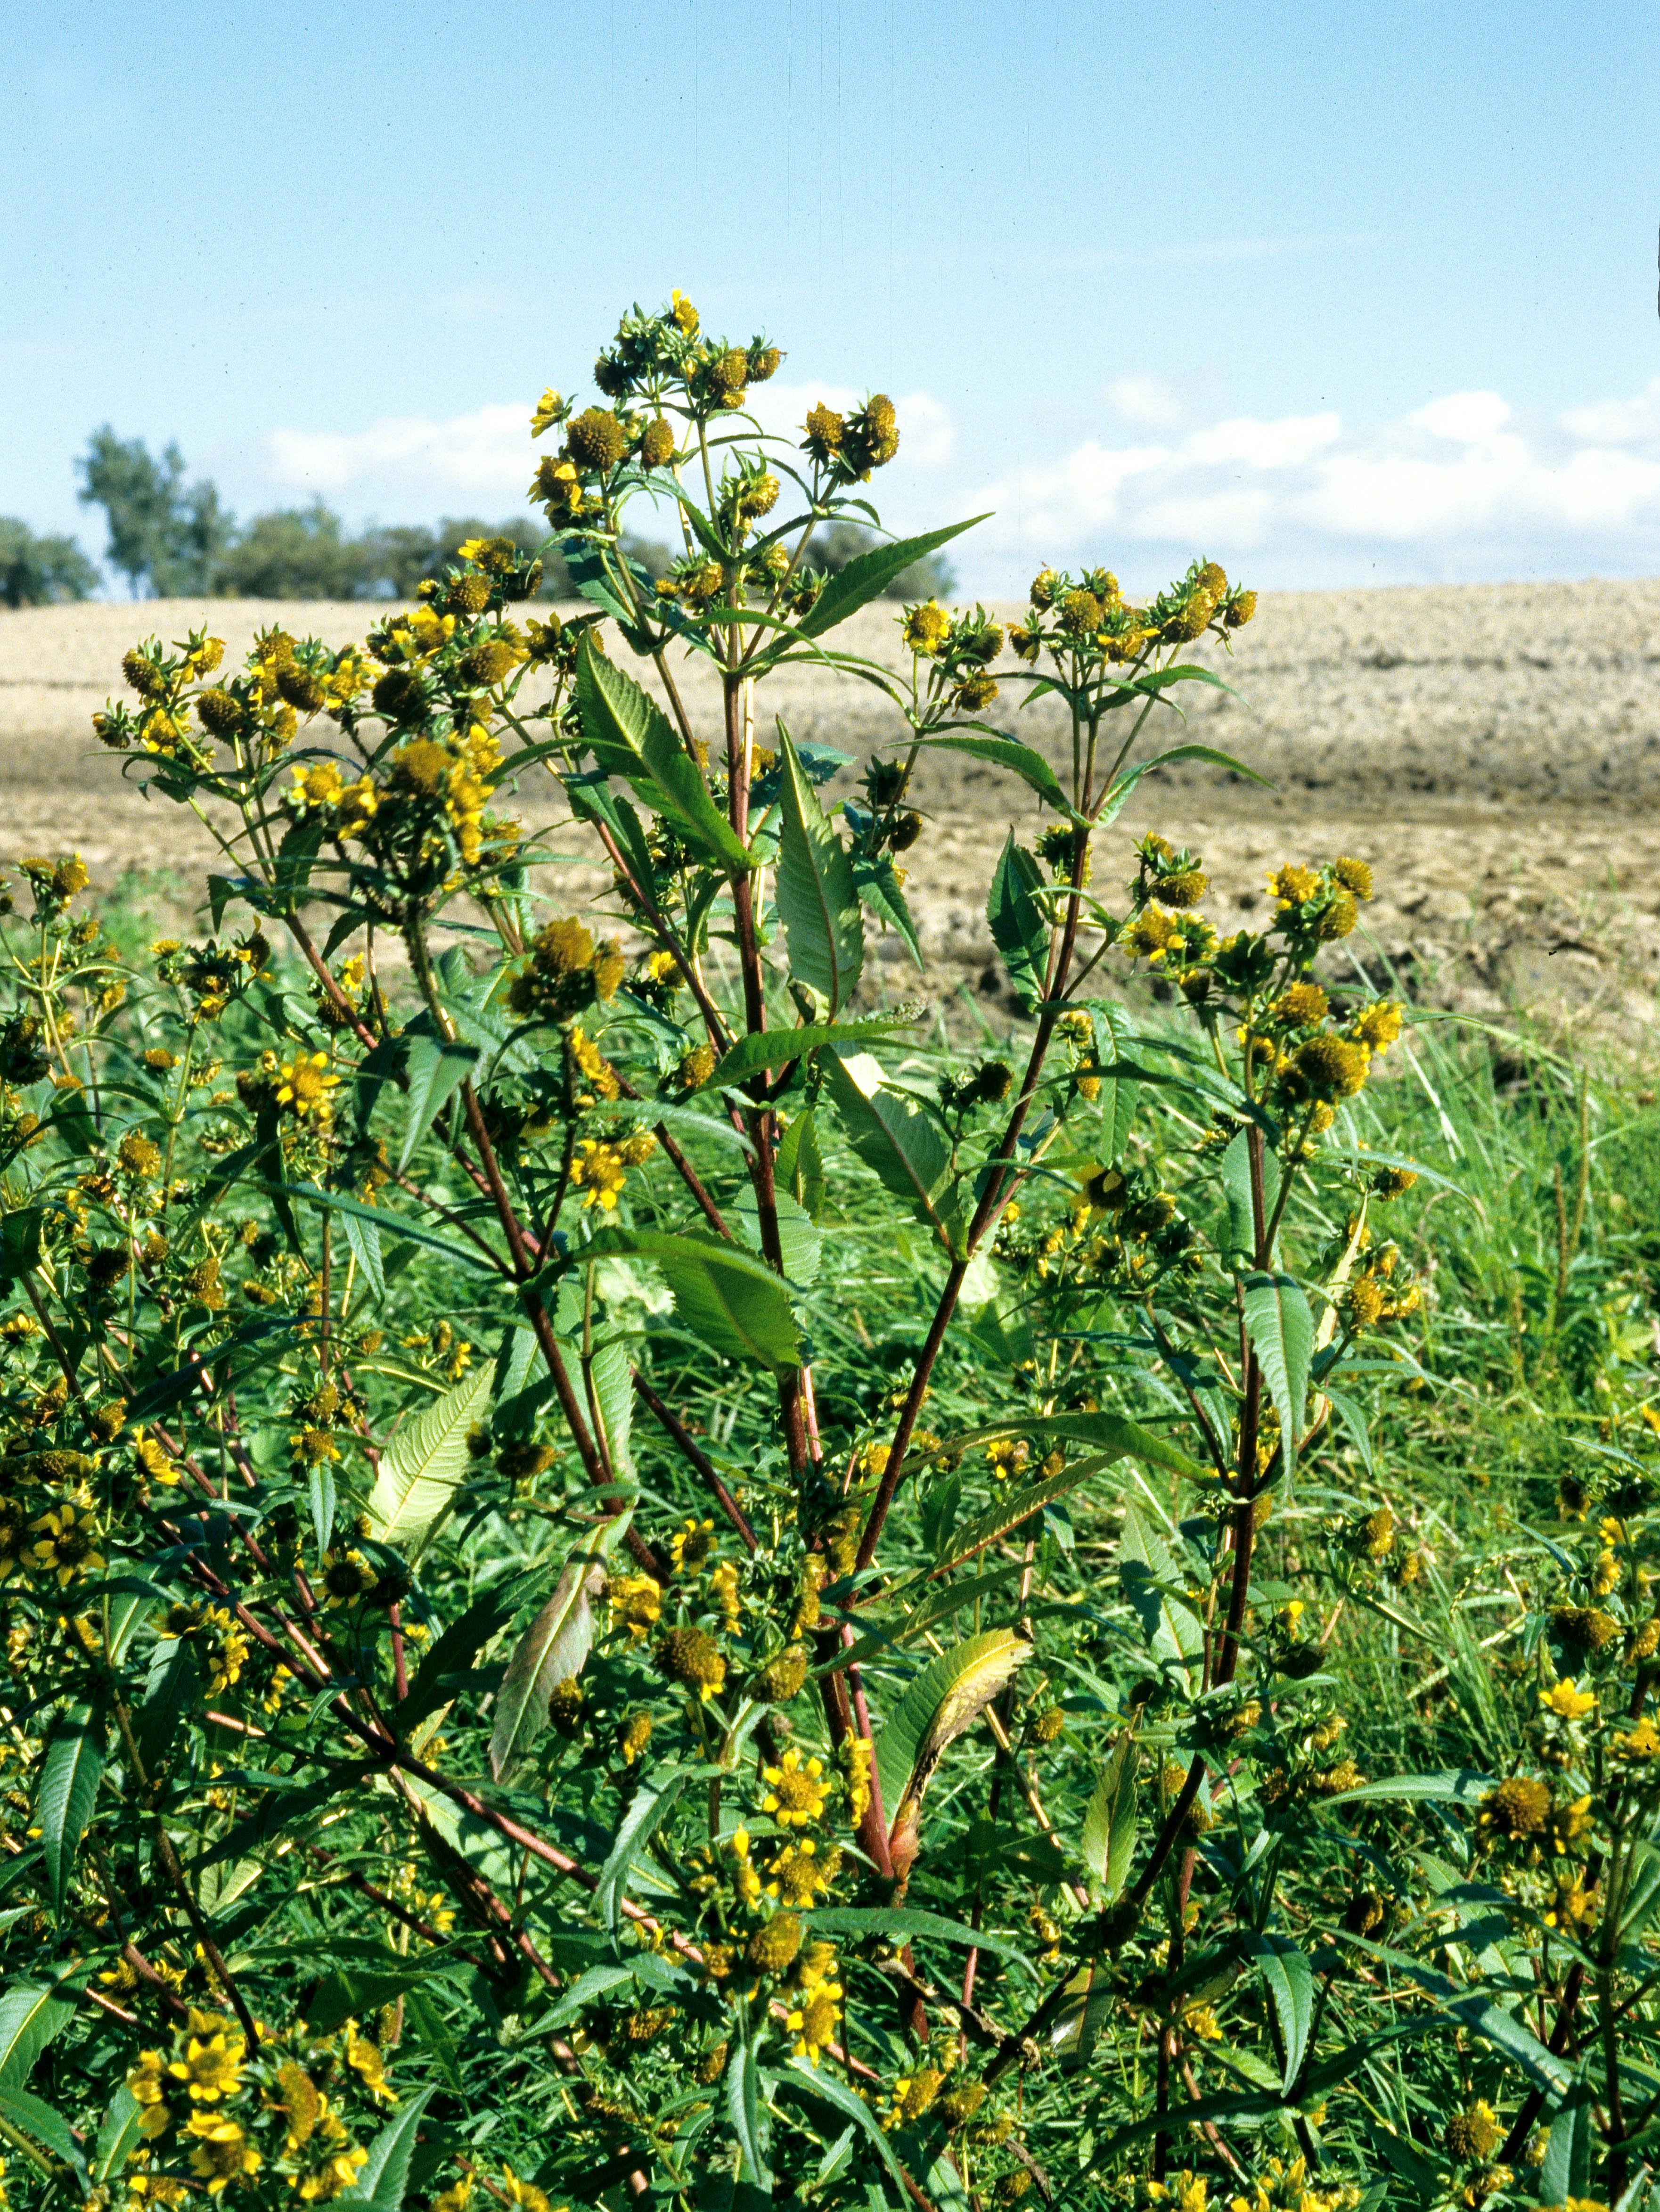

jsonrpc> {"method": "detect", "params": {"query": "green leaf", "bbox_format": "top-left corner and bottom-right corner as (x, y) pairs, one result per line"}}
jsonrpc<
(366, 1363), (495, 1559)
(735, 1187), (823, 1287)
(776, 2063), (909, 2196)
(938, 1411), (1209, 1485)
(852, 852), (923, 968)
(340, 1205), (385, 1303)
(1349, 1940), (1573, 2094)
(0, 1982), (76, 2085)
(786, 516), (987, 643)
(876, 1629), (1031, 1867)
(1081, 1736), (1138, 1903)
(402, 1571), (534, 1731)
(401, 1989), (465, 2096)
(597, 1769), (691, 1933)
(1096, 743), (1272, 827)
(309, 1462), (336, 1556)
(575, 633), (749, 871)
(93, 2085), (145, 2183)
(914, 730), (1078, 820)
(1320, 1768), (1496, 1809)
(1243, 1935), (1314, 2093)
(397, 1032), (478, 1173)
(1218, 1130), (1281, 1266)
(282, 1182), (495, 1275)
(488, 1526), (625, 1780)
(1119, 1501), (1203, 1685)
(1242, 1273), (1314, 1472)
(586, 1332), (635, 1482)
(726, 2034), (770, 2189)
(37, 1708), (105, 1915)
(0, 2083), (86, 2177)
(584, 1226), (801, 1373)
(138, 1639), (197, 1773)
(775, 1109), (826, 1221)
(337, 2086), (433, 2211)
(805, 1905), (1029, 1963)
(986, 834), (1050, 1011)
(931, 1461), (1101, 1577)
(822, 1052), (962, 1257)
(1539, 2082), (1595, 2206)
(0, 1211), (42, 1286)
(773, 723), (864, 1013)
(703, 1016), (910, 1094)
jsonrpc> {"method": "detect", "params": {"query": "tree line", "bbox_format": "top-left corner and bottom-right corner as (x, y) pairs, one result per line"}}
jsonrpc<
(1, 427), (954, 607)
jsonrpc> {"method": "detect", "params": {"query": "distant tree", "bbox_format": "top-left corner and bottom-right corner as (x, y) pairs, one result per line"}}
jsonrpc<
(804, 519), (956, 601)
(0, 519), (98, 608)
(77, 428), (234, 597)
(216, 502), (379, 600)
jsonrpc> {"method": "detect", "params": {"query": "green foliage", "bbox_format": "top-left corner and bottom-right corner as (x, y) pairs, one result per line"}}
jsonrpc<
(0, 518), (98, 608)
(78, 425), (235, 596)
(6, 295), (1659, 2211)
(806, 520), (957, 602)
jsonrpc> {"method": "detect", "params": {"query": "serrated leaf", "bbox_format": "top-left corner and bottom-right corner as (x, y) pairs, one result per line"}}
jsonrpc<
(986, 833), (1050, 1010)
(93, 2085), (145, 2183)
(785, 516), (985, 643)
(1218, 1129), (1281, 1266)
(774, 723), (864, 1013)
(776, 1109), (826, 1221)
(703, 1016), (910, 1094)
(727, 2034), (770, 2188)
(805, 1904), (1028, 1962)
(585, 1332), (635, 1482)
(932, 1461), (1099, 1576)
(597, 1770), (690, 1933)
(1243, 1934), (1314, 2093)
(935, 1411), (1209, 1485)
(821, 1052), (962, 1256)
(403, 1571), (534, 1731)
(1119, 1500), (1203, 1688)
(852, 852), (923, 967)
(397, 1032), (477, 1173)
(366, 1363), (494, 1558)
(1242, 1272), (1314, 1475)
(776, 2064), (909, 2196)
(1081, 1736), (1138, 1903)
(489, 1536), (615, 1780)
(584, 1226), (801, 1373)
(576, 633), (749, 870)
(0, 1982), (76, 2086)
(914, 729), (1078, 819)
(1320, 1768), (1496, 1808)
(0, 2083), (86, 2177)
(1349, 1940), (1573, 2093)
(336, 2086), (432, 2211)
(1096, 742), (1272, 827)
(340, 1199), (386, 1303)
(1540, 2082), (1595, 2206)
(735, 1186), (823, 1287)
(878, 1630), (1031, 1876)
(38, 1708), (105, 1914)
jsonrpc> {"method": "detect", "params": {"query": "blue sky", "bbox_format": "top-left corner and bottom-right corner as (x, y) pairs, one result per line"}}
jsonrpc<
(8, 0), (1660, 596)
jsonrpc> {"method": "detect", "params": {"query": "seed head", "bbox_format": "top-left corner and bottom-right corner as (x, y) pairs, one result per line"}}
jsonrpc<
(1224, 590), (1258, 627)
(1293, 1034), (1369, 1101)
(277, 667), (327, 714)
(656, 1625), (727, 1701)
(1058, 589), (1104, 637)
(196, 688), (244, 738)
(745, 1914), (804, 1974)
(640, 418), (676, 469)
(1484, 1775), (1552, 1837)
(566, 409), (628, 472)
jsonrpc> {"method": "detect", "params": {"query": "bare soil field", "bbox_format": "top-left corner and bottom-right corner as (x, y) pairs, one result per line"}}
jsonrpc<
(5, 581), (1660, 1049)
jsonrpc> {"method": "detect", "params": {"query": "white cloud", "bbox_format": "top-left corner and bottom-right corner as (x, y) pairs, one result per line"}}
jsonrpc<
(1105, 375), (1184, 427)
(268, 404), (531, 495)
(1182, 412), (1342, 469)
(265, 385), (956, 505)
(1409, 391), (1511, 442)
(1562, 378), (1660, 443)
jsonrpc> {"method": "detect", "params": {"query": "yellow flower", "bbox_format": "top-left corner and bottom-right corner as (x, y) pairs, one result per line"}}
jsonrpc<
(786, 1982), (843, 2066)
(670, 1517), (717, 1574)
(570, 1139), (627, 1211)
(885, 2067), (944, 2129)
(1542, 1678), (1597, 1721)
(984, 1436), (1029, 1482)
(128, 2051), (170, 2105)
(844, 1738), (873, 1829)
(767, 1838), (842, 1907)
(1618, 1717), (1660, 1760)
(605, 1574), (662, 1640)
(345, 2021), (396, 2103)
(1183, 2001), (1223, 2042)
(1268, 863), (1320, 906)
(168, 2020), (245, 2102)
(276, 1052), (340, 1119)
(26, 1504), (105, 1587)
(1593, 1550), (1620, 1597)
(185, 2115), (261, 2195)
(761, 1747), (829, 1829)
(500, 2168), (558, 2212)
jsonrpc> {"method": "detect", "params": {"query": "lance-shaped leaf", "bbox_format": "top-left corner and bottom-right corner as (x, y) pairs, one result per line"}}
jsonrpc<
(1218, 1130), (1282, 1267)
(584, 1332), (635, 1481)
(597, 1768), (691, 1933)
(1242, 1271), (1314, 1474)
(367, 1363), (495, 1558)
(913, 730), (1079, 820)
(1096, 742), (1272, 827)
(584, 1226), (801, 1372)
(781, 516), (986, 644)
(1080, 1735), (1139, 1903)
(776, 2064), (910, 2196)
(773, 723), (864, 1013)
(852, 852), (923, 968)
(397, 1031), (478, 1172)
(932, 1410), (1209, 1485)
(986, 834), (1050, 1011)
(735, 1187), (823, 1287)
(877, 1629), (1032, 1879)
(336, 2087), (433, 2211)
(0, 1981), (76, 2085)
(822, 1052), (963, 1256)
(930, 1460), (1101, 1576)
(37, 1708), (106, 1915)
(1120, 1500), (1203, 1689)
(489, 1520), (631, 1779)
(1242, 1934), (1315, 2093)
(775, 1108), (826, 1221)
(702, 1014), (911, 1094)
(726, 2034), (770, 2189)
(92, 2087), (145, 2184)
(575, 633), (749, 870)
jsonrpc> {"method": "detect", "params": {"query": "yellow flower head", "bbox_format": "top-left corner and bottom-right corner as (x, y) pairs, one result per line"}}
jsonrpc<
(185, 2114), (261, 2195)
(1542, 1678), (1597, 1721)
(670, 1516), (717, 1575)
(761, 1746), (830, 1829)
(169, 2023), (245, 2103)
(570, 1139), (628, 1211)
(605, 1574), (662, 1640)
(276, 1053), (340, 1119)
